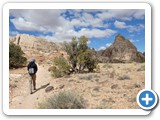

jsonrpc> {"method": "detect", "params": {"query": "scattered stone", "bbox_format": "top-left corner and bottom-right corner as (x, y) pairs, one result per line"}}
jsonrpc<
(102, 98), (115, 103)
(134, 84), (141, 88)
(45, 86), (54, 93)
(9, 84), (17, 88)
(93, 86), (100, 92)
(111, 84), (118, 89)
(128, 97), (136, 102)
(59, 85), (65, 89)
(76, 81), (81, 83)
(69, 79), (74, 82)
(95, 79), (99, 82)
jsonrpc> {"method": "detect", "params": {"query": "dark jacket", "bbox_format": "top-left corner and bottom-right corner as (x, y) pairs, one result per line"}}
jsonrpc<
(27, 62), (38, 74)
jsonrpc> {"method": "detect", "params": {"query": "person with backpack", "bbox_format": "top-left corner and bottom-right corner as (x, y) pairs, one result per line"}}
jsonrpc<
(27, 58), (38, 94)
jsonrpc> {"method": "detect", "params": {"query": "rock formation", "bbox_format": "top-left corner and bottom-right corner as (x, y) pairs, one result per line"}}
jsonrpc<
(98, 34), (145, 63)
(9, 34), (66, 64)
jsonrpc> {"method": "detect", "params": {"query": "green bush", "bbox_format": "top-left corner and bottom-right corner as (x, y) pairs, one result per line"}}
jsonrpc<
(52, 68), (62, 78)
(64, 36), (98, 73)
(52, 56), (71, 78)
(9, 43), (27, 68)
(38, 91), (86, 109)
(54, 56), (71, 73)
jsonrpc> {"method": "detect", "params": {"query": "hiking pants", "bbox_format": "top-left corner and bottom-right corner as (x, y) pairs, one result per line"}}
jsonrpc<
(29, 74), (36, 93)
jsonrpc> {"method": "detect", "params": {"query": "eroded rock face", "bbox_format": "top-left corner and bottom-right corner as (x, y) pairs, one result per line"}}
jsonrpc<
(9, 34), (67, 64)
(98, 34), (145, 63)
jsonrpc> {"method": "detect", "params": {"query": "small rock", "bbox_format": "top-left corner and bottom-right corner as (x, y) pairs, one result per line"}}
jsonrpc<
(76, 81), (81, 83)
(134, 84), (141, 88)
(59, 85), (65, 89)
(45, 86), (54, 93)
(9, 84), (17, 88)
(111, 84), (118, 89)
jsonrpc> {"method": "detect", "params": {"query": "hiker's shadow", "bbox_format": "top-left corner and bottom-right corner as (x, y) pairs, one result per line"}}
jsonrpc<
(32, 83), (50, 94)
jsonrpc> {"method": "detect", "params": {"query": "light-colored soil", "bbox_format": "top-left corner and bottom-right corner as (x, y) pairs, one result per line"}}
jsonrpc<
(9, 63), (145, 109)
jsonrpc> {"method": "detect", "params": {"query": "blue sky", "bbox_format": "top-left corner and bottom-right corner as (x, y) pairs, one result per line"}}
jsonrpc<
(9, 9), (145, 52)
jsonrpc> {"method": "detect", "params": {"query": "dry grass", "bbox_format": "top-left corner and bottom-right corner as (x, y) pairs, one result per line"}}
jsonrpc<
(38, 91), (86, 109)
(117, 75), (131, 80)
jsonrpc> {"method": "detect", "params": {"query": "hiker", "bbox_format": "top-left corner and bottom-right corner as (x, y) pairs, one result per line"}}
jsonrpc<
(27, 58), (38, 94)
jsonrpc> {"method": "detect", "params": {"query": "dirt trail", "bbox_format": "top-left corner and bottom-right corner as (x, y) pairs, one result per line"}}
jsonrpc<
(10, 65), (54, 109)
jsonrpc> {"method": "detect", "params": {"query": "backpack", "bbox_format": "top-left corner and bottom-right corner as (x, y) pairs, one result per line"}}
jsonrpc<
(28, 68), (35, 75)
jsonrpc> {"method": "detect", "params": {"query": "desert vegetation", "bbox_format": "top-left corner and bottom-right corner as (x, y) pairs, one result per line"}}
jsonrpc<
(38, 91), (86, 109)
(9, 42), (27, 68)
(52, 36), (98, 78)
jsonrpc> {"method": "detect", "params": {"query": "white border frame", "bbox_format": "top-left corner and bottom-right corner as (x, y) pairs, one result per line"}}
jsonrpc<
(3, 3), (151, 115)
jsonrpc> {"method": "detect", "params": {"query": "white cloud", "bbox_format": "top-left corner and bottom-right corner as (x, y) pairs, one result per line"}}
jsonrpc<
(106, 43), (112, 47)
(114, 20), (127, 29)
(129, 39), (140, 42)
(87, 40), (91, 44)
(127, 24), (144, 33)
(97, 43), (112, 51)
(9, 31), (19, 36)
(98, 46), (106, 51)
(97, 9), (144, 21)
(114, 20), (144, 33)
(78, 28), (117, 38)
(11, 17), (46, 32)
(10, 9), (144, 42)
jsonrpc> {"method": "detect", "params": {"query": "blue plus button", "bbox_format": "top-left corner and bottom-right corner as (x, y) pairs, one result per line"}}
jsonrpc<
(137, 89), (158, 110)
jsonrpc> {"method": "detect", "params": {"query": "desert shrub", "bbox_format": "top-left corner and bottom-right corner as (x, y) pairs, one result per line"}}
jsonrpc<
(38, 91), (86, 109)
(96, 98), (114, 109)
(103, 64), (112, 69)
(9, 42), (27, 68)
(137, 65), (145, 71)
(118, 75), (131, 80)
(52, 68), (62, 78)
(79, 75), (93, 80)
(109, 70), (116, 78)
(95, 64), (100, 73)
(79, 74), (100, 81)
(52, 56), (71, 78)
(64, 36), (98, 73)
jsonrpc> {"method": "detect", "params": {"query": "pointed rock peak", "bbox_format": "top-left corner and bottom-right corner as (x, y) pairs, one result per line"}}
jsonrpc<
(115, 34), (125, 42)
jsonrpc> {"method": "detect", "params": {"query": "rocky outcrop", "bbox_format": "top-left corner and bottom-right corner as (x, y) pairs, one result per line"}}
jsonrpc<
(98, 34), (145, 63)
(9, 34), (66, 64)
(9, 34), (62, 53)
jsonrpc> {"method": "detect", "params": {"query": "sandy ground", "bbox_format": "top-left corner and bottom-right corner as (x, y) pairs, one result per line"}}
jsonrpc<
(9, 63), (145, 109)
